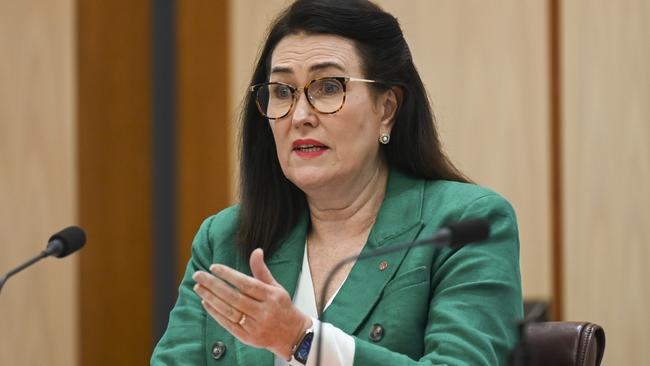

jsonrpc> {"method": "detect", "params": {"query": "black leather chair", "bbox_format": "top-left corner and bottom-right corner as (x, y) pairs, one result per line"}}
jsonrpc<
(519, 321), (606, 366)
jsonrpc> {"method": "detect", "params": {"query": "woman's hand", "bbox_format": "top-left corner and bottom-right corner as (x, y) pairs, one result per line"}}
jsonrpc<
(192, 248), (312, 360)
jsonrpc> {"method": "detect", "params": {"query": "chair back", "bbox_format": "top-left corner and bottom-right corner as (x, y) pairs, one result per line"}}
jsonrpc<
(525, 321), (606, 366)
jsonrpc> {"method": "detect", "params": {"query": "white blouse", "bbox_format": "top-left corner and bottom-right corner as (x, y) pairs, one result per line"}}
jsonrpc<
(274, 244), (356, 366)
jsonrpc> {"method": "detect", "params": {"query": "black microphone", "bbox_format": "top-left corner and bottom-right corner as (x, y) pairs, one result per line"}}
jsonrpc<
(0, 226), (86, 294)
(314, 219), (490, 366)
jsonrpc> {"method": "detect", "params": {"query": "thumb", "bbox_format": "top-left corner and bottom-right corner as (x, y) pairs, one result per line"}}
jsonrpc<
(250, 248), (279, 286)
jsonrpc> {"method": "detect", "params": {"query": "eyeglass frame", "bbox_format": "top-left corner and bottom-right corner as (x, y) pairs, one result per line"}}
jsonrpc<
(249, 76), (385, 120)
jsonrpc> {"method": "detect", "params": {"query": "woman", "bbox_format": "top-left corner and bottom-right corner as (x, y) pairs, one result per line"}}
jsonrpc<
(152, 0), (522, 365)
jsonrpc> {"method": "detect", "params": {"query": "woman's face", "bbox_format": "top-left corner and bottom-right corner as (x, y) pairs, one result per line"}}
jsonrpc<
(268, 33), (396, 195)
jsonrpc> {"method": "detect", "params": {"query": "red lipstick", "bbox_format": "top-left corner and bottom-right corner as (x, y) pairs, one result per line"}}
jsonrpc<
(292, 139), (329, 158)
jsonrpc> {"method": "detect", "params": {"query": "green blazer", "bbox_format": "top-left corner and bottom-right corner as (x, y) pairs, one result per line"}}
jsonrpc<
(152, 169), (523, 365)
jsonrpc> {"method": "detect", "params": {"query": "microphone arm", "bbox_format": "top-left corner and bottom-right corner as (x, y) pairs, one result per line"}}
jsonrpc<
(314, 220), (489, 365)
(0, 250), (51, 295)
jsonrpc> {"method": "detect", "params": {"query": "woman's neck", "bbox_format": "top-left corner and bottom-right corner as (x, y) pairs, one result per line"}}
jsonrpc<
(306, 164), (389, 243)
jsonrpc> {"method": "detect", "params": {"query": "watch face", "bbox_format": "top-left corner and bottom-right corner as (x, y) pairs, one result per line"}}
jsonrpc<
(294, 331), (314, 363)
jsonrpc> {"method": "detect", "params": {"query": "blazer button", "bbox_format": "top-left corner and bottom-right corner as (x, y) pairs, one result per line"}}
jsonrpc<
(369, 324), (384, 342)
(211, 341), (227, 360)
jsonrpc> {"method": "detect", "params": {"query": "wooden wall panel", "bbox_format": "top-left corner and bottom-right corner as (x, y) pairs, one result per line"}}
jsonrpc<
(77, 1), (152, 364)
(177, 0), (231, 280)
(562, 1), (650, 364)
(0, 0), (78, 365)
(376, 0), (552, 302)
(229, 0), (291, 202)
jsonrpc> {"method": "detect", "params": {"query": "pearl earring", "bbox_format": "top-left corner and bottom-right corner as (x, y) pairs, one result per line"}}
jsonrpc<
(379, 133), (390, 145)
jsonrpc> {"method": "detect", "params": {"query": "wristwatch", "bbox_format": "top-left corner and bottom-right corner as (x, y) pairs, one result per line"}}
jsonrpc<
(290, 325), (315, 364)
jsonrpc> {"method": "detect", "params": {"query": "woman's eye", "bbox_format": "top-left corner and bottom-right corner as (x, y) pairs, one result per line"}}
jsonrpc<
(273, 85), (292, 99)
(318, 80), (342, 95)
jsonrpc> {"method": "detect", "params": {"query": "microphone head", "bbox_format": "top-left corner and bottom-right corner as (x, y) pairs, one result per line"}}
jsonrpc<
(447, 219), (490, 247)
(47, 226), (86, 258)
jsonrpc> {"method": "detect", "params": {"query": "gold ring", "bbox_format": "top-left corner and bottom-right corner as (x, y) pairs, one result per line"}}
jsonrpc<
(238, 313), (247, 326)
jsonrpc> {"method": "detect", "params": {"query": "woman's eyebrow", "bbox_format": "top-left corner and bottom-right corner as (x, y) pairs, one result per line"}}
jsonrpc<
(270, 66), (293, 74)
(270, 62), (346, 75)
(308, 62), (346, 73)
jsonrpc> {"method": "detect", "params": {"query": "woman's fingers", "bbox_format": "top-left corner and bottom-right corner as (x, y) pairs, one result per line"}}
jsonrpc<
(249, 248), (279, 286)
(192, 271), (263, 318)
(201, 300), (252, 345)
(194, 283), (247, 323)
(209, 263), (268, 300)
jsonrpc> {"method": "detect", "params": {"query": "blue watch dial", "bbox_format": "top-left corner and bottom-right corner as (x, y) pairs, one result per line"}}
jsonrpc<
(294, 331), (314, 364)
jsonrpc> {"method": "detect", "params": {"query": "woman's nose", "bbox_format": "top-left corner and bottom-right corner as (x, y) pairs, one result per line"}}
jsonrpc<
(291, 91), (317, 127)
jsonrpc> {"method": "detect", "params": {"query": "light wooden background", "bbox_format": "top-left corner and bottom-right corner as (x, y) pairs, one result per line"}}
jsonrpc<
(1, 0), (648, 365)
(562, 1), (650, 364)
(0, 0), (78, 365)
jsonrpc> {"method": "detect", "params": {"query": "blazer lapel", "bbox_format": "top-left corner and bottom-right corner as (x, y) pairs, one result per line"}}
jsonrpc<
(320, 169), (425, 335)
(266, 212), (309, 295)
(234, 212), (309, 365)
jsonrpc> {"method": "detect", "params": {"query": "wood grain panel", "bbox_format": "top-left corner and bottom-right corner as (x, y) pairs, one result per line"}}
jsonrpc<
(0, 0), (77, 365)
(375, 0), (552, 301)
(562, 1), (650, 364)
(229, 0), (291, 202)
(177, 0), (231, 280)
(77, 1), (152, 364)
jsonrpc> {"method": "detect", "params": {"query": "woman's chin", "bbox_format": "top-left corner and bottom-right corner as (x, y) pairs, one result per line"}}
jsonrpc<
(286, 168), (334, 193)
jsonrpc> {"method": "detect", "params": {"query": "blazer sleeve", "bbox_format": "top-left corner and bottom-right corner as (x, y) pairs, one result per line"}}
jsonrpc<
(353, 194), (523, 366)
(151, 215), (216, 365)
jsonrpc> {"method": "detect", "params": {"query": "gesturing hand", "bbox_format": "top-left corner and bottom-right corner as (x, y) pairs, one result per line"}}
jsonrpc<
(192, 248), (312, 360)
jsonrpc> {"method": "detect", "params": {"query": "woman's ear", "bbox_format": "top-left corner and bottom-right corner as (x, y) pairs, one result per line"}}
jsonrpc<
(380, 86), (402, 132)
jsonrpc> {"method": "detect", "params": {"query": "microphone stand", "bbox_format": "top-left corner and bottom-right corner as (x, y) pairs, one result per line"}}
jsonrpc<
(314, 228), (453, 366)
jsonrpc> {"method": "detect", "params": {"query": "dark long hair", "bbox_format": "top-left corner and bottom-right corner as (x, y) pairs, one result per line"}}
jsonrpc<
(237, 0), (469, 257)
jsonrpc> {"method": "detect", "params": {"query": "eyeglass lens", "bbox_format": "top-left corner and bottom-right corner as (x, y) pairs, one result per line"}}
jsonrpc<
(255, 78), (345, 119)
